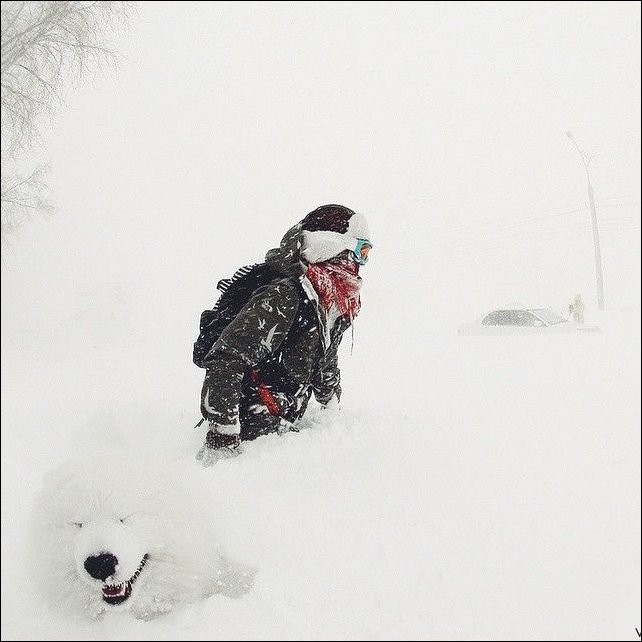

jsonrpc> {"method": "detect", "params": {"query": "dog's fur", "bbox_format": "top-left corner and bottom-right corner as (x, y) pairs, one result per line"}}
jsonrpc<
(28, 458), (251, 619)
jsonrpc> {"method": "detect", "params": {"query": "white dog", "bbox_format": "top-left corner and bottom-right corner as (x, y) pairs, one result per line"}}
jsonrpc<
(28, 457), (252, 619)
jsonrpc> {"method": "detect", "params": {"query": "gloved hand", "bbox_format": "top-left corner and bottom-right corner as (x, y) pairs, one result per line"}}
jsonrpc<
(303, 394), (341, 430)
(196, 423), (242, 466)
(321, 395), (341, 412)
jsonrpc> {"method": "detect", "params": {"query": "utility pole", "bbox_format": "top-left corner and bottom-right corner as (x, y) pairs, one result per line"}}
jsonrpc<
(566, 131), (605, 311)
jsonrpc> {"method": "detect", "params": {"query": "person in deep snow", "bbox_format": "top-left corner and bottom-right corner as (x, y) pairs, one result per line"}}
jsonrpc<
(568, 293), (585, 324)
(196, 204), (372, 465)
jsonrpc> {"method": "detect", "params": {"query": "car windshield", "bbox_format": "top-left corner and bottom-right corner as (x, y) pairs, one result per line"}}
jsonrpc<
(531, 309), (566, 325)
(482, 310), (542, 326)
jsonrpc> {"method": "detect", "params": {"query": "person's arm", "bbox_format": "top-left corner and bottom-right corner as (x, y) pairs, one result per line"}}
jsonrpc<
(311, 335), (343, 407)
(200, 279), (300, 427)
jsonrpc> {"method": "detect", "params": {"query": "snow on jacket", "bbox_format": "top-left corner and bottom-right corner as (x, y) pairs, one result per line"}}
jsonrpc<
(200, 222), (352, 428)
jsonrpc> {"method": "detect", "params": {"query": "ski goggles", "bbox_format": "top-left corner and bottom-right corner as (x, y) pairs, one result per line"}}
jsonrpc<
(351, 238), (372, 265)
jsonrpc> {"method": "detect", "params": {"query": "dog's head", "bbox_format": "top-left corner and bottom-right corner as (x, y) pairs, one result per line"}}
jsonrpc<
(71, 510), (150, 608)
(29, 458), (201, 617)
(29, 456), (244, 619)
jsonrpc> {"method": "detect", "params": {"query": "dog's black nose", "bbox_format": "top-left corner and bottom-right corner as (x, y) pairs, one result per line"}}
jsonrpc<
(84, 553), (118, 581)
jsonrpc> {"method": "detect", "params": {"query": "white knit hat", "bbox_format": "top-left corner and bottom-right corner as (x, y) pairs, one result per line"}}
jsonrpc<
(299, 205), (371, 264)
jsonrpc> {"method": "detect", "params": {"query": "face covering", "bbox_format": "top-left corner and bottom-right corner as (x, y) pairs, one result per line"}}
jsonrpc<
(305, 257), (362, 319)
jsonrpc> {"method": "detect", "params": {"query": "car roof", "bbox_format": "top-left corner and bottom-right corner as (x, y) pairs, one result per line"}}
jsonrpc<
(485, 308), (551, 312)
(485, 308), (539, 313)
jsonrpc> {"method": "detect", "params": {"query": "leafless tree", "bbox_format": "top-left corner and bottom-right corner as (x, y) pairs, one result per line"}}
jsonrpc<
(1, 165), (52, 235)
(1, 1), (131, 241)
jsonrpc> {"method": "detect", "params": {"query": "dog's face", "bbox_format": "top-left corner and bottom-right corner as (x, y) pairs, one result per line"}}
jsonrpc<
(72, 510), (150, 609)
(30, 460), (176, 617)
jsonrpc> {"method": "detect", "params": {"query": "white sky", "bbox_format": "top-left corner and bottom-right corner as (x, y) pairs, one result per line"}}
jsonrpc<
(3, 0), (641, 325)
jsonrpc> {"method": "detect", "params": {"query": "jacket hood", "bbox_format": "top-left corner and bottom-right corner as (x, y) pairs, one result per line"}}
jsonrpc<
(264, 222), (306, 277)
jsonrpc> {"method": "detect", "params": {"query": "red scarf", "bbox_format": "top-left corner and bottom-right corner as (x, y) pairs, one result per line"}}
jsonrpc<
(305, 259), (362, 318)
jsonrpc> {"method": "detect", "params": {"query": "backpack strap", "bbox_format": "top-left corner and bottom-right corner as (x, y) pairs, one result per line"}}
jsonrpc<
(250, 368), (281, 416)
(217, 264), (255, 293)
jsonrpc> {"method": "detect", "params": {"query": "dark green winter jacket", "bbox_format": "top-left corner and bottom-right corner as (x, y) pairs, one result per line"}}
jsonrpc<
(200, 223), (351, 431)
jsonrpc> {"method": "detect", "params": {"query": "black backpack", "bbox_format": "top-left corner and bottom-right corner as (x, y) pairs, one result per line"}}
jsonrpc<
(193, 263), (284, 368)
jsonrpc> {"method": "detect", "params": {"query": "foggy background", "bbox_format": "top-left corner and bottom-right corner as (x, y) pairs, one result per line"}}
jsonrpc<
(2, 1), (640, 329)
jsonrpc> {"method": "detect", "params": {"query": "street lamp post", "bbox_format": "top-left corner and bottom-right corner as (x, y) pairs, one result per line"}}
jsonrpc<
(566, 130), (605, 311)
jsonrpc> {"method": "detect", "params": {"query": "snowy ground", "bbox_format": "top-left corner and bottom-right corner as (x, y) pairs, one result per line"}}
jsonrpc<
(1, 226), (640, 640)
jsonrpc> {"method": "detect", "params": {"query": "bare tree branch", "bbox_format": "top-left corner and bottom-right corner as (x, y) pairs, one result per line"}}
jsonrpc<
(1, 1), (132, 240)
(1, 164), (53, 244)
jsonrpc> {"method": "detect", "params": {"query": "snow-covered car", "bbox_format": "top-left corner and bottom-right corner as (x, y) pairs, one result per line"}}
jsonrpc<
(458, 308), (601, 335)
